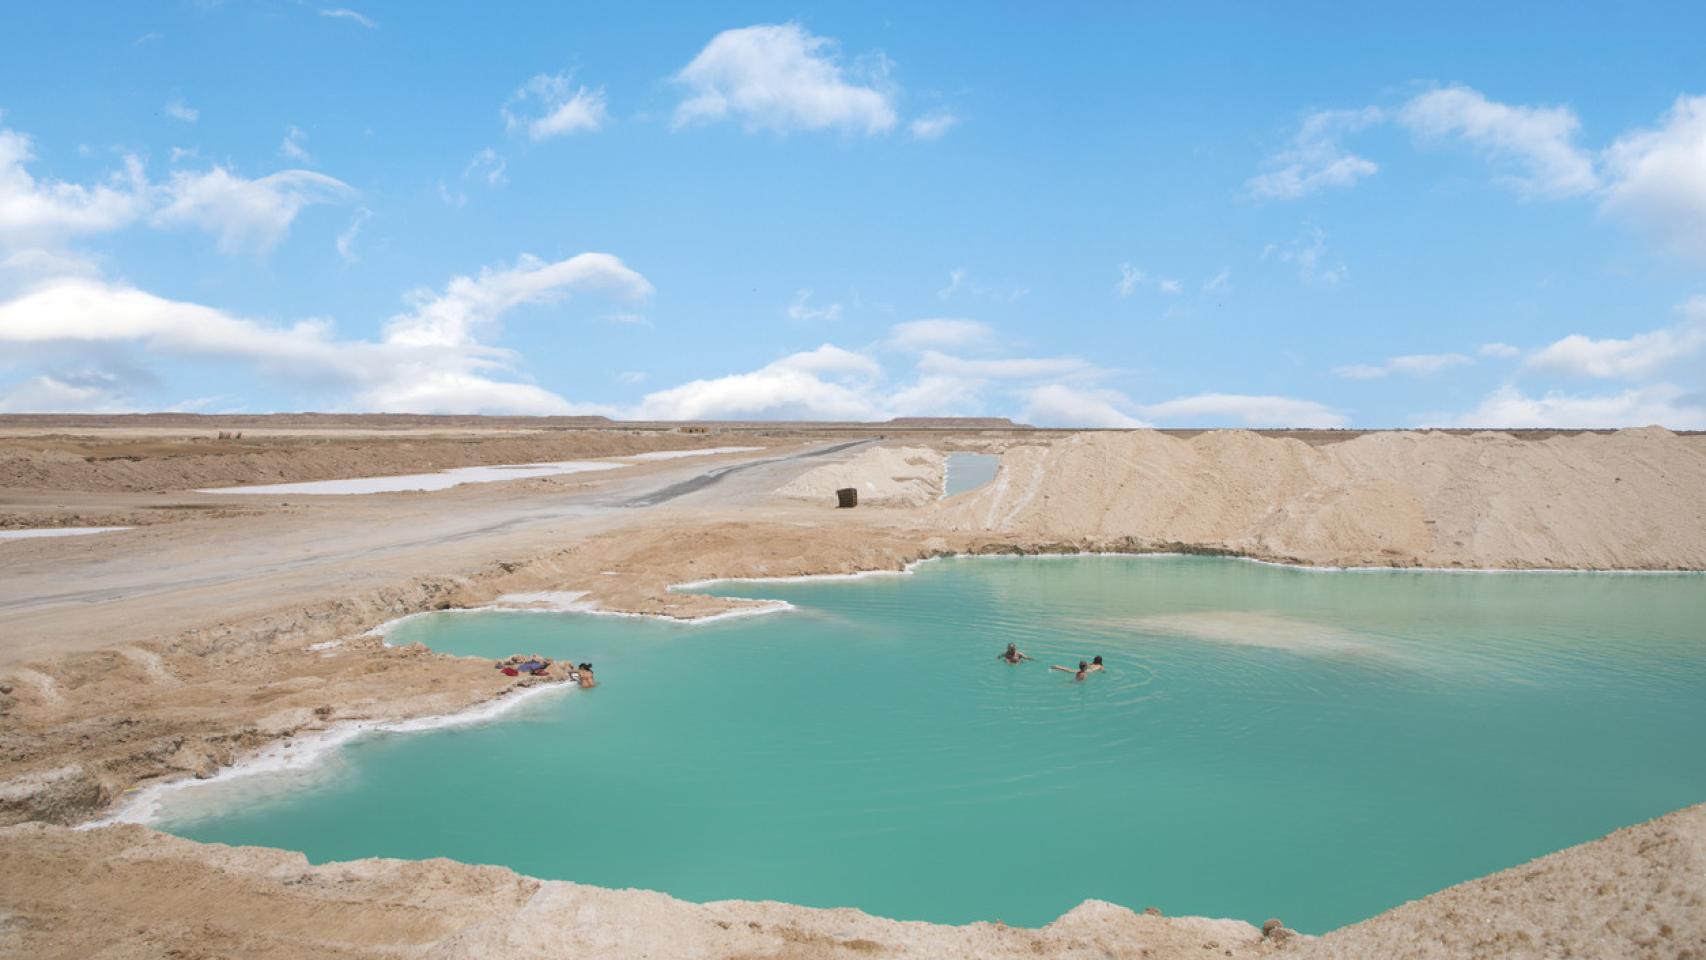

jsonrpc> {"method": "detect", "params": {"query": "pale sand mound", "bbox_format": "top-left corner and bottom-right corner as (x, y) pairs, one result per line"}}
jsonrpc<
(777, 446), (945, 507)
(1298, 801), (1706, 960)
(941, 429), (1706, 569)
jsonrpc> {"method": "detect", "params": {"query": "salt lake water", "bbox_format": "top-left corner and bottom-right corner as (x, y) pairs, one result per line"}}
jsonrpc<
(156, 556), (1706, 933)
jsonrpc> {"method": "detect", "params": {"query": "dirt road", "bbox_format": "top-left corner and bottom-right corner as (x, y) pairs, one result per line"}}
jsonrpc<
(0, 440), (866, 665)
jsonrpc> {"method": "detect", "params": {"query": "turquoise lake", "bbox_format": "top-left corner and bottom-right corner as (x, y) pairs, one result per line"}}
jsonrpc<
(158, 556), (1706, 933)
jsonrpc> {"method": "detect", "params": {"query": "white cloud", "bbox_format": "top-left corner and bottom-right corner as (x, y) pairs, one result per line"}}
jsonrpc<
(635, 345), (884, 421)
(1202, 268), (1231, 295)
(0, 129), (151, 246)
(1398, 86), (1597, 199)
(1479, 342), (1521, 358)
(917, 351), (1095, 381)
(164, 100), (199, 123)
(1135, 393), (1347, 428)
(934, 267), (1026, 302)
(673, 23), (897, 135)
(909, 113), (959, 141)
(1248, 107), (1383, 199)
(1601, 95), (1706, 260)
(886, 318), (993, 351)
(888, 374), (985, 415)
(357, 372), (579, 416)
(1334, 352), (1471, 379)
(280, 125), (313, 164)
(1525, 298), (1706, 379)
(336, 206), (370, 263)
(318, 7), (377, 29)
(617, 371), (648, 385)
(1115, 263), (1182, 297)
(0, 278), (353, 374)
(1432, 383), (1705, 430)
(0, 373), (130, 413)
(785, 288), (841, 322)
(0, 252), (651, 415)
(1263, 224), (1346, 286)
(0, 247), (101, 281)
(503, 74), (607, 141)
(153, 166), (353, 253)
(1020, 384), (1146, 428)
(384, 252), (652, 348)
(770, 343), (881, 379)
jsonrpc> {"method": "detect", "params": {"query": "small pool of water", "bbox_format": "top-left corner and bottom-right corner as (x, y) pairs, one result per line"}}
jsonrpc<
(943, 452), (1000, 497)
(156, 556), (1706, 932)
(0, 526), (130, 540)
(198, 460), (626, 495)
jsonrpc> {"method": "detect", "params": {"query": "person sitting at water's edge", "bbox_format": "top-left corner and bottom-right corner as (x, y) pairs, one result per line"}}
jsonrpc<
(998, 643), (1033, 664)
(1051, 660), (1091, 681)
(577, 662), (597, 688)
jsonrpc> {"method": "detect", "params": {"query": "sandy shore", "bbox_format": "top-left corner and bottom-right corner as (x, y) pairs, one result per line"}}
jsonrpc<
(2, 419), (1704, 958)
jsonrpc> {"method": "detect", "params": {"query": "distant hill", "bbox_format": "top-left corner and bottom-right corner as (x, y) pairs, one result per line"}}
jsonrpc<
(882, 417), (1026, 429)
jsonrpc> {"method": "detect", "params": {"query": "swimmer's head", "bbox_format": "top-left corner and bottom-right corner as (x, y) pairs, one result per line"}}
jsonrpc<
(1078, 660), (1088, 670)
(1092, 656), (1103, 666)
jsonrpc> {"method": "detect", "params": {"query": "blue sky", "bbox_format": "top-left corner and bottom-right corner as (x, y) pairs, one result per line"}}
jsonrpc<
(1, 2), (1703, 427)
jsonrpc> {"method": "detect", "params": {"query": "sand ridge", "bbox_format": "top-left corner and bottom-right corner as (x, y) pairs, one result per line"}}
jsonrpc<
(940, 428), (1706, 570)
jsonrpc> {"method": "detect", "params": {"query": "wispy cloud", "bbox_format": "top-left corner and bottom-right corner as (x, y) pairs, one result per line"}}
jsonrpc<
(164, 100), (199, 124)
(785, 288), (842, 322)
(1115, 263), (1182, 297)
(318, 8), (377, 29)
(1398, 86), (1597, 199)
(1335, 352), (1472, 380)
(909, 112), (959, 141)
(1263, 224), (1346, 287)
(1248, 107), (1383, 199)
(280, 124), (312, 164)
(336, 207), (371, 263)
(673, 23), (896, 135)
(502, 73), (607, 141)
(464, 148), (507, 186)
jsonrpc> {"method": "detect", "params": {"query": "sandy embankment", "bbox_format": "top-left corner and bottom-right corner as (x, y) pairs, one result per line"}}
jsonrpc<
(2, 425), (1705, 957)
(940, 428), (1706, 570)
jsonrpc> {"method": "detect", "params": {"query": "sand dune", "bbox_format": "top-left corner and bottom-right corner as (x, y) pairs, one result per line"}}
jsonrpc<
(942, 428), (1706, 570)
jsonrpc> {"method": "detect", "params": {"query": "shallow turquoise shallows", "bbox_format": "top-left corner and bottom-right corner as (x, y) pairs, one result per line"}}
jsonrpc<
(158, 557), (1706, 933)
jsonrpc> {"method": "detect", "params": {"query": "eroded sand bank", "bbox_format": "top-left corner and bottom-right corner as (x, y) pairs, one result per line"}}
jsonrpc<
(940, 428), (1706, 569)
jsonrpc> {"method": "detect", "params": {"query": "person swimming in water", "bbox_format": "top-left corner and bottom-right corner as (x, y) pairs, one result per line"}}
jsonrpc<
(1051, 660), (1091, 681)
(577, 662), (597, 689)
(1087, 655), (1105, 672)
(998, 643), (1033, 664)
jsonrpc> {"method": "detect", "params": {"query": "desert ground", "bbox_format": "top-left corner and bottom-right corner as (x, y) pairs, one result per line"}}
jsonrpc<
(2, 415), (1703, 959)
